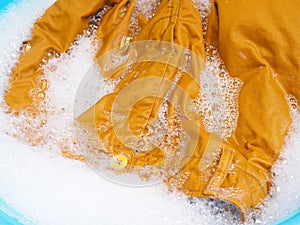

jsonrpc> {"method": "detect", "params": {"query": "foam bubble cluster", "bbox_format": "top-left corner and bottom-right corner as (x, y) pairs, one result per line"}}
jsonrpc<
(191, 46), (243, 138)
(135, 0), (161, 20)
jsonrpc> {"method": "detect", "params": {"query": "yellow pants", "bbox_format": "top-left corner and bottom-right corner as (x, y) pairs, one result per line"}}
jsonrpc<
(4, 0), (300, 220)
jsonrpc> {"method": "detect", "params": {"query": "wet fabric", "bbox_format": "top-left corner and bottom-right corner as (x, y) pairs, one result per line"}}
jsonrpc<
(4, 0), (300, 220)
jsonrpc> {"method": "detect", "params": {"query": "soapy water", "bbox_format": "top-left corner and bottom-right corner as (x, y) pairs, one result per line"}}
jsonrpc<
(0, 0), (299, 225)
(73, 40), (207, 187)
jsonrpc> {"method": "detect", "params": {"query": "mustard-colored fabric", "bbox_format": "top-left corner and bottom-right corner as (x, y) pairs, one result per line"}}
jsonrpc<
(203, 0), (299, 216)
(4, 0), (121, 111)
(4, 0), (300, 220)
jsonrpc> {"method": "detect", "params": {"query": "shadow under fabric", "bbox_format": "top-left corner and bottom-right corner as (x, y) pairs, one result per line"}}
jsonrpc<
(3, 0), (300, 221)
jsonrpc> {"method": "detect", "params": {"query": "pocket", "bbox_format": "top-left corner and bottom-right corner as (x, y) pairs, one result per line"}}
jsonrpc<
(206, 147), (235, 190)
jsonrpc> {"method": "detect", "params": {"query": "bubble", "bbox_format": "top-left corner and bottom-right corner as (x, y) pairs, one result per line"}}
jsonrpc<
(191, 45), (243, 139)
(135, 0), (161, 20)
(1, 1), (300, 225)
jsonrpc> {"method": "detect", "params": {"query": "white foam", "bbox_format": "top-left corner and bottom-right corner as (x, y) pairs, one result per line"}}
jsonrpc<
(192, 49), (243, 139)
(0, 1), (299, 225)
(255, 114), (300, 223)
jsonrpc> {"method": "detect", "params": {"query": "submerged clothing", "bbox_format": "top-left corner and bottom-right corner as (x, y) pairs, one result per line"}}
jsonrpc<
(4, 0), (300, 220)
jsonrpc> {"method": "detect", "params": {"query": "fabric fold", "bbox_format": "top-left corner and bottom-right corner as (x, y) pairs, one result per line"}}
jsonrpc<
(4, 0), (300, 221)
